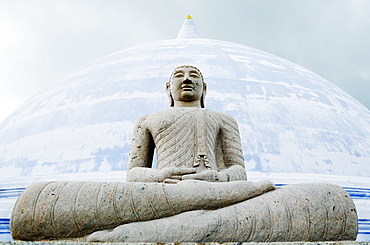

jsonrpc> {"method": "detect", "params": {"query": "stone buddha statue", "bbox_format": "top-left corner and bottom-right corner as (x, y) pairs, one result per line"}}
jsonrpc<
(127, 65), (246, 183)
(10, 66), (358, 243)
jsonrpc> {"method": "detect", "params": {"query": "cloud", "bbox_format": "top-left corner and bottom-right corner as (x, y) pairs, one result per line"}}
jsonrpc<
(0, 0), (369, 123)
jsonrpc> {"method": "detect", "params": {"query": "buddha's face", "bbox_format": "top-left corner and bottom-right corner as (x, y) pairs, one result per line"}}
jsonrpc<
(170, 67), (203, 103)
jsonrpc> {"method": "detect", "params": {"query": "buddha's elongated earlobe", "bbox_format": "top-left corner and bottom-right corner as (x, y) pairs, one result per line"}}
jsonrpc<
(166, 81), (174, 107)
(201, 82), (207, 108)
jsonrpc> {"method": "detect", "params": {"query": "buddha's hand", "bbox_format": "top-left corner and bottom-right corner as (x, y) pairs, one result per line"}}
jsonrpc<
(161, 167), (197, 184)
(127, 167), (195, 183)
(181, 170), (228, 182)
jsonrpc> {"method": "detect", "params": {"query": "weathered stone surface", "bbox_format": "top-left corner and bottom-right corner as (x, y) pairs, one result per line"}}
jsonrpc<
(86, 183), (357, 242)
(126, 65), (247, 183)
(11, 180), (274, 240)
(11, 181), (357, 242)
(10, 66), (358, 242)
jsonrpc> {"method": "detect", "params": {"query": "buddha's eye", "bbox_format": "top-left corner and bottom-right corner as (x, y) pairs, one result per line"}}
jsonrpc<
(174, 73), (183, 78)
(190, 73), (200, 78)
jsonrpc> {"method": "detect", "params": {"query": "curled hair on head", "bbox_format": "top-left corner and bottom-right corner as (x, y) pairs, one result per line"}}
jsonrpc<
(166, 65), (207, 108)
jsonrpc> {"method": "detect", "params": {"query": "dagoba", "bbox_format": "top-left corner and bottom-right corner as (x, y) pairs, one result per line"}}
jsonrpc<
(0, 16), (369, 241)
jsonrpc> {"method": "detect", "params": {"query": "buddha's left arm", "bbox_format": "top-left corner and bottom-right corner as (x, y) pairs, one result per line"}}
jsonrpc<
(219, 114), (247, 181)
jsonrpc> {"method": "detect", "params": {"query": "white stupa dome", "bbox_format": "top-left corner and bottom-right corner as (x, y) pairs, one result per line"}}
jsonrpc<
(0, 16), (369, 241)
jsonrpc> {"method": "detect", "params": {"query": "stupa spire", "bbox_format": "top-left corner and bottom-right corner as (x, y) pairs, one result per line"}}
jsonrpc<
(176, 15), (200, 39)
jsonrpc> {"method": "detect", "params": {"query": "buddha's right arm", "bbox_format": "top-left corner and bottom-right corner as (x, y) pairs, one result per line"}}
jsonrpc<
(126, 115), (158, 182)
(128, 116), (155, 167)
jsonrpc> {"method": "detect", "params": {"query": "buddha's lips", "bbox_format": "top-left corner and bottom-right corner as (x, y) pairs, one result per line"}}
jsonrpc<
(181, 85), (194, 90)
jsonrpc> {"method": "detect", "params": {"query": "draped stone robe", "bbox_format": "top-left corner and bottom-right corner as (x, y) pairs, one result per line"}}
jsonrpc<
(129, 107), (246, 181)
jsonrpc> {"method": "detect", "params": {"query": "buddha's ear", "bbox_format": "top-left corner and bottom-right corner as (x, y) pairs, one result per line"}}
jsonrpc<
(201, 82), (207, 108)
(166, 81), (174, 107)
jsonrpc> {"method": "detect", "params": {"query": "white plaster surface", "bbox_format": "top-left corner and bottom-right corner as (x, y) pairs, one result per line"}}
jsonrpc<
(0, 18), (369, 241)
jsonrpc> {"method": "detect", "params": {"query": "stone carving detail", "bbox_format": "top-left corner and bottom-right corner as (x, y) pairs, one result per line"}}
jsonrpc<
(11, 180), (274, 240)
(126, 65), (247, 183)
(127, 108), (247, 182)
(10, 66), (358, 242)
(87, 183), (357, 242)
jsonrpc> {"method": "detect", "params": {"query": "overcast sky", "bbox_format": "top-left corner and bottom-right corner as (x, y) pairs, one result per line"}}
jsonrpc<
(1, 0), (369, 123)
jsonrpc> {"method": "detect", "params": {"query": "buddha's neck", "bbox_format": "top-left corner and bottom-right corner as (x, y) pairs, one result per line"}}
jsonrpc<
(173, 101), (201, 108)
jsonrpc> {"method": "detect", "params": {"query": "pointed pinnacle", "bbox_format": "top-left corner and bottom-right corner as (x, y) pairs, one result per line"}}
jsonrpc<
(177, 15), (200, 39)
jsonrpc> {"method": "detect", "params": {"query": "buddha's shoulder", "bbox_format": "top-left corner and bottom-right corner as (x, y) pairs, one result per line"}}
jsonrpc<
(206, 110), (236, 121)
(146, 108), (188, 117)
(135, 108), (236, 124)
(147, 108), (203, 117)
(134, 108), (185, 125)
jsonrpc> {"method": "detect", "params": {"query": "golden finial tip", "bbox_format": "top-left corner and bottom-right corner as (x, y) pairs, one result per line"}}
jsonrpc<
(186, 15), (192, 19)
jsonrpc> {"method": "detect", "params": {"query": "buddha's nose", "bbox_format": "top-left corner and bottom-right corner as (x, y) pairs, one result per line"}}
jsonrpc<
(183, 78), (192, 84)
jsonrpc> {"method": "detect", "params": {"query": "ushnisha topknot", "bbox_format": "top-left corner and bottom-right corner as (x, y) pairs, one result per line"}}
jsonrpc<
(166, 65), (207, 108)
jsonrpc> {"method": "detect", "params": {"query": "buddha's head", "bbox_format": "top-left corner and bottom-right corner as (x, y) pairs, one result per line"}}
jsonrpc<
(166, 65), (207, 108)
